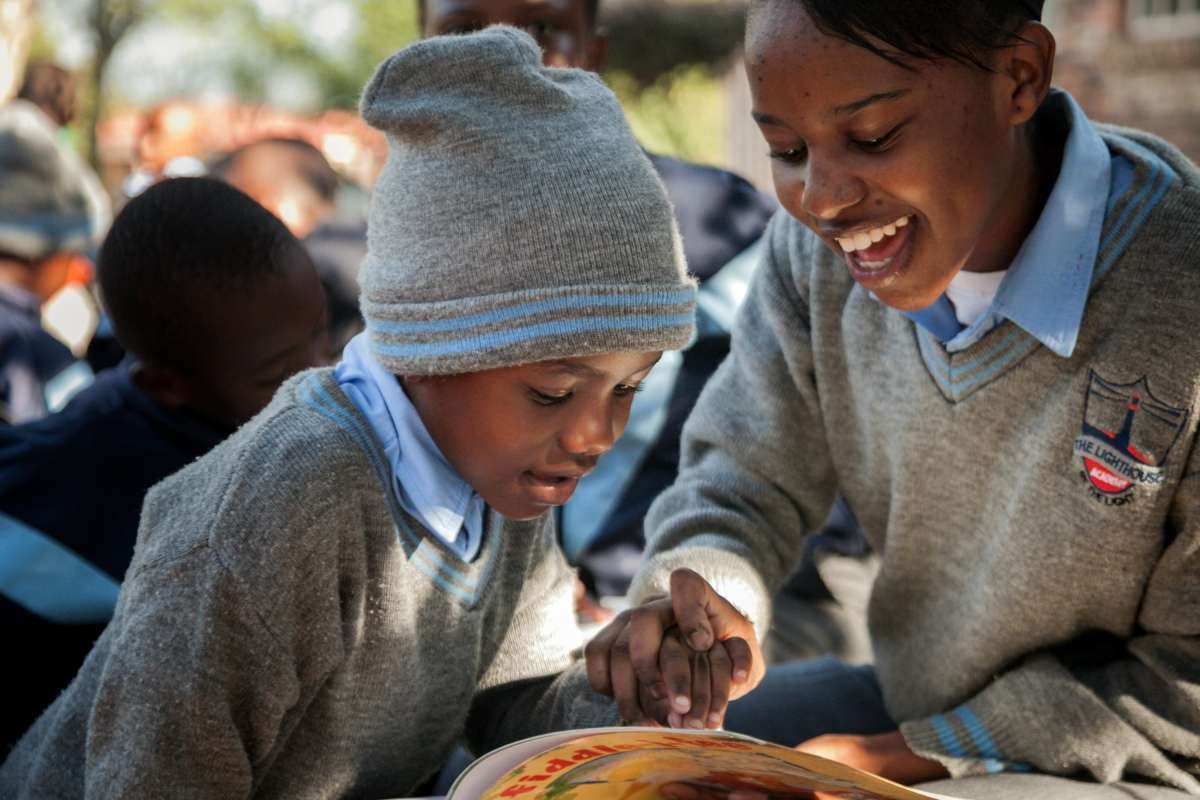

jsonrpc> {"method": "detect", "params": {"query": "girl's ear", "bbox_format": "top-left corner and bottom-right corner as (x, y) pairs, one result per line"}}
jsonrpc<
(999, 21), (1056, 127)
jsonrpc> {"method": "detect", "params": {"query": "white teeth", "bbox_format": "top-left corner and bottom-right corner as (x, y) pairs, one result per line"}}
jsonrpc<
(835, 216), (911, 254)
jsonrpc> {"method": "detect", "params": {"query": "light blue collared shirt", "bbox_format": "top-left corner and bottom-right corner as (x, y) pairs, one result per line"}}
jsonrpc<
(334, 333), (485, 561)
(905, 90), (1121, 359)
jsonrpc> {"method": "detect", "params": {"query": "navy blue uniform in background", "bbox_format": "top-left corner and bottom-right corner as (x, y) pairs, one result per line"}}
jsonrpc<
(0, 285), (81, 425)
(0, 363), (229, 747)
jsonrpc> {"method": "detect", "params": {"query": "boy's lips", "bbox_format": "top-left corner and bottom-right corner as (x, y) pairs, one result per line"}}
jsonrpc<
(521, 469), (586, 506)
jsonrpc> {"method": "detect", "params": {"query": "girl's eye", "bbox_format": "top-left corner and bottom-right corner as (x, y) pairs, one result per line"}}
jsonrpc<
(852, 124), (904, 152)
(614, 383), (644, 398)
(768, 145), (808, 165)
(529, 388), (571, 406)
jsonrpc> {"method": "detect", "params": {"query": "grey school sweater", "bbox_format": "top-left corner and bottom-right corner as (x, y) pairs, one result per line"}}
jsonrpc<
(0, 370), (616, 798)
(631, 127), (1200, 790)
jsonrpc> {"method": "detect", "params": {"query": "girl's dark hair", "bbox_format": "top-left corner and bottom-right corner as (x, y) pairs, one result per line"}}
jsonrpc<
(792, 0), (1045, 71)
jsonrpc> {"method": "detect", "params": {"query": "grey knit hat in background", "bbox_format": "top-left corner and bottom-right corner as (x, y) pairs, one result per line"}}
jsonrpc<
(358, 26), (696, 375)
(0, 100), (92, 261)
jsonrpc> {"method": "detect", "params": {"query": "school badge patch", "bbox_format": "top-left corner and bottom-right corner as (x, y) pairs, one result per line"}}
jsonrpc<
(1073, 371), (1188, 506)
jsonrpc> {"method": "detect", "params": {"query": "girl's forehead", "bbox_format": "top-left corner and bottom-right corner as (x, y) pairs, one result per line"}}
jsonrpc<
(748, 4), (893, 78)
(747, 9), (923, 117)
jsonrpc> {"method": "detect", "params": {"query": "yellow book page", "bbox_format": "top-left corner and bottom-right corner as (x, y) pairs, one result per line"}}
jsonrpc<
(476, 729), (942, 800)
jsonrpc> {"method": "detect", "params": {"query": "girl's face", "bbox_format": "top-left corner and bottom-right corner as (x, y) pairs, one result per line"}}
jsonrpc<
(747, 1), (1043, 311)
(403, 351), (661, 521)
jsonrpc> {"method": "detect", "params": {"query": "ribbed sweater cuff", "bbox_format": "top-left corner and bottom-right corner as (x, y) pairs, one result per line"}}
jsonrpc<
(901, 706), (1033, 779)
(629, 540), (774, 643)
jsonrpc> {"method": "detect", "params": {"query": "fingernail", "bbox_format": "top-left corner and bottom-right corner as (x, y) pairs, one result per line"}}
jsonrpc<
(707, 713), (722, 727)
(686, 718), (705, 729)
(672, 695), (691, 713)
(668, 712), (682, 728)
(650, 685), (664, 700)
(734, 669), (748, 681)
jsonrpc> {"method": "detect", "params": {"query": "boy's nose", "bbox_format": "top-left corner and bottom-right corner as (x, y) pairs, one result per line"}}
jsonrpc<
(560, 408), (618, 458)
(797, 159), (866, 221)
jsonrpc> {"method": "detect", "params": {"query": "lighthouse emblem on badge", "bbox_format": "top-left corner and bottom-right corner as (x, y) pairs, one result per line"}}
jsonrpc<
(1073, 371), (1188, 506)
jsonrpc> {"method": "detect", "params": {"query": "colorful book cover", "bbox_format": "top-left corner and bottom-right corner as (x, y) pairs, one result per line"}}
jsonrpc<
(448, 727), (955, 800)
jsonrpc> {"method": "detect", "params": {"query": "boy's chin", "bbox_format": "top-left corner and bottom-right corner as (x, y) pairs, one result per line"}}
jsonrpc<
(493, 505), (554, 522)
(484, 493), (557, 523)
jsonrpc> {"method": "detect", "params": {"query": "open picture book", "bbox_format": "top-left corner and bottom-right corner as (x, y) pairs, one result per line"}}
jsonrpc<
(443, 726), (963, 799)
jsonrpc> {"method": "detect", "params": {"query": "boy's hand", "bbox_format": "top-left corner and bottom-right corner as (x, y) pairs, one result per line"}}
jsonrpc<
(795, 731), (949, 785)
(657, 626), (741, 729)
(584, 568), (765, 726)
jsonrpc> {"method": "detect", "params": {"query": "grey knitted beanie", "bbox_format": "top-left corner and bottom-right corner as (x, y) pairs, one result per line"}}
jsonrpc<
(0, 100), (91, 261)
(358, 26), (696, 375)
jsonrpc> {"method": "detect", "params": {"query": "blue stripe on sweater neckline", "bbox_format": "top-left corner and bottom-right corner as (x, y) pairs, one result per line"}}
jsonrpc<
(298, 373), (502, 607)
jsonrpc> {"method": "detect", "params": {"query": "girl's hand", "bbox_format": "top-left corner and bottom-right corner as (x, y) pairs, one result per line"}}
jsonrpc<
(795, 731), (949, 785)
(584, 568), (764, 726)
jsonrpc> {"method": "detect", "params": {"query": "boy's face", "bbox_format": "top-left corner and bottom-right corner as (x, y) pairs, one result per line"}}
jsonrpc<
(184, 247), (329, 427)
(423, 0), (604, 70)
(746, 1), (1042, 312)
(404, 350), (661, 520)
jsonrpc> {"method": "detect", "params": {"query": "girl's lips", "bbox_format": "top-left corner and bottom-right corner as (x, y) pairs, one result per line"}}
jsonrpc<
(521, 471), (581, 506)
(842, 217), (917, 289)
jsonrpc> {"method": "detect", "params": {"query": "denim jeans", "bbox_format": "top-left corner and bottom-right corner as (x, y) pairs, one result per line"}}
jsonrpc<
(723, 656), (896, 746)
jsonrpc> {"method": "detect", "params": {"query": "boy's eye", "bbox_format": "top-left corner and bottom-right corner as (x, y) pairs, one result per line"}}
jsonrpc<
(768, 145), (808, 165)
(614, 383), (644, 398)
(529, 387), (572, 406)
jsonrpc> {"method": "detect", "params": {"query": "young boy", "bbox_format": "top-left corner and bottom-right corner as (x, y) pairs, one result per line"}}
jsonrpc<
(587, 2), (1200, 798)
(0, 98), (95, 424)
(0, 27), (695, 798)
(0, 177), (328, 749)
(420, 0), (873, 670)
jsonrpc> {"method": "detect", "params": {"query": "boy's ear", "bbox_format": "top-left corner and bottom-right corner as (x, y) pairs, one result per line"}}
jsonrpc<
(999, 21), (1056, 127)
(130, 362), (194, 411)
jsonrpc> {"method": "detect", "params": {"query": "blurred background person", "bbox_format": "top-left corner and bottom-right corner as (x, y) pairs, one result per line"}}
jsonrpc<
(0, 96), (95, 424)
(210, 137), (365, 355)
(17, 61), (115, 366)
(121, 99), (207, 198)
(0, 177), (328, 749)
